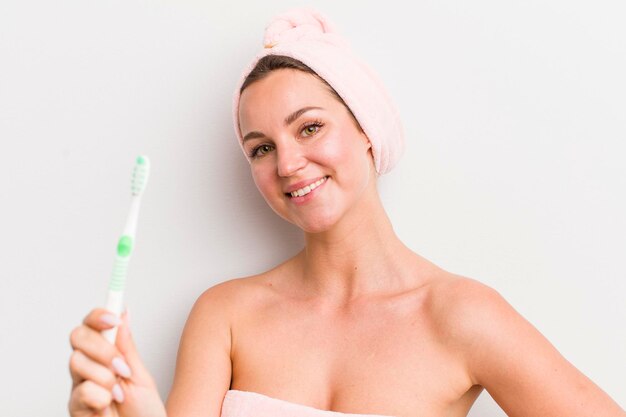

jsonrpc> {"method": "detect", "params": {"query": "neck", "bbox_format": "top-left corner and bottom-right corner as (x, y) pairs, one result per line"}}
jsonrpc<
(293, 184), (423, 305)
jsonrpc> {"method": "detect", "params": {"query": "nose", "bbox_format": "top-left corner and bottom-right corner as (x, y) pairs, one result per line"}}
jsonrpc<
(276, 142), (306, 177)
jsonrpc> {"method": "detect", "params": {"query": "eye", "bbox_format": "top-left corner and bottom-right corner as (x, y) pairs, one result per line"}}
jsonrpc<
(249, 144), (274, 158)
(300, 121), (324, 137)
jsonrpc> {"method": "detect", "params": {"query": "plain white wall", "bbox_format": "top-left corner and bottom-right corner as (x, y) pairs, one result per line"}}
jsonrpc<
(1, 1), (624, 416)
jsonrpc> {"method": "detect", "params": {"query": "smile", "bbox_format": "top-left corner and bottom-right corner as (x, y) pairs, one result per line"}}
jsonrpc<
(288, 176), (329, 198)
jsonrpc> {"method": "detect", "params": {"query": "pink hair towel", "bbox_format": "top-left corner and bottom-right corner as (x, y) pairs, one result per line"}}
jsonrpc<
(232, 7), (405, 175)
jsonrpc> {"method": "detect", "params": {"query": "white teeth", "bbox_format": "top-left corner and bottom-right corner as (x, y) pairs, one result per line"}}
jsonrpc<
(290, 177), (327, 198)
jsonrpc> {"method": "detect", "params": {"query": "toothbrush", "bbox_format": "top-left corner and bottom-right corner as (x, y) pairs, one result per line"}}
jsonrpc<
(102, 155), (150, 344)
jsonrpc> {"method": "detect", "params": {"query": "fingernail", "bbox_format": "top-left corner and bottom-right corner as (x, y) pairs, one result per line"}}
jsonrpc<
(112, 357), (132, 378)
(112, 383), (125, 403)
(100, 314), (121, 326)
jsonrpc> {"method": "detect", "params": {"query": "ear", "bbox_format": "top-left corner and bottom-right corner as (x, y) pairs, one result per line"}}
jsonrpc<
(362, 134), (376, 172)
(359, 130), (372, 150)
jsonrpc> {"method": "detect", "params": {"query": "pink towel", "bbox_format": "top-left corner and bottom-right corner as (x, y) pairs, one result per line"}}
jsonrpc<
(232, 7), (405, 175)
(220, 390), (395, 417)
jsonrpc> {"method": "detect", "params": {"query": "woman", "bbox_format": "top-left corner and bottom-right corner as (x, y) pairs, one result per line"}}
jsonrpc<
(68, 8), (625, 417)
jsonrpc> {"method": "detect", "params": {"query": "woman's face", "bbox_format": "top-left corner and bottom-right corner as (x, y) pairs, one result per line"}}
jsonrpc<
(238, 69), (374, 233)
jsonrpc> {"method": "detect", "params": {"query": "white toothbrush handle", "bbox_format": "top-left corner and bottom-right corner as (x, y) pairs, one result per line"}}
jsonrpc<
(102, 253), (131, 344)
(102, 290), (125, 343)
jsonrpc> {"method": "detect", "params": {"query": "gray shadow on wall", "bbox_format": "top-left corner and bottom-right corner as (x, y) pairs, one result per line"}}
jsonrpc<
(154, 98), (304, 401)
(204, 106), (304, 278)
(204, 21), (304, 277)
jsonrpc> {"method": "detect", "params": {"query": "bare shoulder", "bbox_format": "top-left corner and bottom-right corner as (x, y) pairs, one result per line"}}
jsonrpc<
(193, 274), (255, 311)
(185, 269), (281, 338)
(425, 272), (624, 417)
(424, 273), (511, 363)
(425, 272), (499, 312)
(166, 274), (270, 417)
(188, 267), (290, 340)
(195, 267), (285, 310)
(425, 273), (509, 342)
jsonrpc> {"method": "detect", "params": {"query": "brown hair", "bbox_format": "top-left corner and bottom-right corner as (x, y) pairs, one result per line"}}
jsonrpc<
(240, 55), (361, 129)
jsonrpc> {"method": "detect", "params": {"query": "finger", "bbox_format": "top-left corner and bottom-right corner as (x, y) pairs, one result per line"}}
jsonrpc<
(101, 405), (117, 417)
(69, 350), (118, 390)
(69, 350), (84, 387)
(115, 310), (152, 384)
(83, 308), (122, 331)
(69, 325), (132, 379)
(69, 380), (113, 412)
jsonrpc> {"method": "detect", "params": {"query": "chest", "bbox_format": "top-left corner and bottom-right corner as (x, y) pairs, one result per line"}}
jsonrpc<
(230, 295), (478, 417)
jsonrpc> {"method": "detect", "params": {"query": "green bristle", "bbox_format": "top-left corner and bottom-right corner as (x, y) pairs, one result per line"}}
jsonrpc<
(131, 155), (150, 196)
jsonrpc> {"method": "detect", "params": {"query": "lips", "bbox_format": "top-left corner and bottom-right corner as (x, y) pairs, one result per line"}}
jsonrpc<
(285, 176), (329, 198)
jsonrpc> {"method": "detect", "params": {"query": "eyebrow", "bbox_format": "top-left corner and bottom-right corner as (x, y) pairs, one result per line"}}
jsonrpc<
(242, 106), (323, 143)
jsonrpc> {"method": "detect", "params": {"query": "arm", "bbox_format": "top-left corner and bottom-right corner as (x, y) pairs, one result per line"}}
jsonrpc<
(166, 281), (235, 417)
(446, 278), (624, 417)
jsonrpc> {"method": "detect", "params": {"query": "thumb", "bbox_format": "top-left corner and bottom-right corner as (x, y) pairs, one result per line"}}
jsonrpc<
(115, 309), (154, 386)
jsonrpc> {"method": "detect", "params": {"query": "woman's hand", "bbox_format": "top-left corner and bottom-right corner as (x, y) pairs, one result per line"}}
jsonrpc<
(68, 308), (167, 417)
